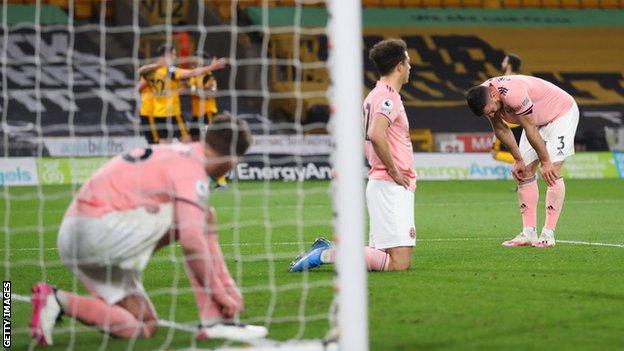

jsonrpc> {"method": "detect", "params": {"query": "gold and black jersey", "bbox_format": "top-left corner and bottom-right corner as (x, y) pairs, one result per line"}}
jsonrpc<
(143, 65), (183, 117)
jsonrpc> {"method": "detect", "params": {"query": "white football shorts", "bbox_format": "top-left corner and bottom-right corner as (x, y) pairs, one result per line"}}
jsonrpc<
(57, 203), (173, 304)
(366, 179), (416, 250)
(519, 103), (579, 165)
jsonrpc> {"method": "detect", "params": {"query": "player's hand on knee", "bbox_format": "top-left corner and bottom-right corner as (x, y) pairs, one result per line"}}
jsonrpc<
(540, 161), (557, 186)
(511, 160), (526, 181)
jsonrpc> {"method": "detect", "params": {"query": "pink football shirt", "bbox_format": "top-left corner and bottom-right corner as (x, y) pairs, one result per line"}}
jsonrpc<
(363, 80), (416, 191)
(483, 75), (574, 126)
(66, 143), (209, 218)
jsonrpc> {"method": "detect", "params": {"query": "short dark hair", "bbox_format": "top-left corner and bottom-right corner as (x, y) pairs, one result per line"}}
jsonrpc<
(506, 54), (521, 73)
(204, 114), (252, 156)
(369, 39), (407, 76)
(156, 43), (175, 57)
(465, 85), (490, 116)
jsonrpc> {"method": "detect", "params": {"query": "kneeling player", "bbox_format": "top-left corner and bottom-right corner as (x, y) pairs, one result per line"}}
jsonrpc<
(466, 75), (579, 247)
(289, 39), (416, 272)
(30, 116), (267, 345)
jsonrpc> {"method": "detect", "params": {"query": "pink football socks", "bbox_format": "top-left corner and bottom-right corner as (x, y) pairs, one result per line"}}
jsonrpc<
(544, 177), (565, 231)
(517, 176), (538, 232)
(57, 290), (150, 339)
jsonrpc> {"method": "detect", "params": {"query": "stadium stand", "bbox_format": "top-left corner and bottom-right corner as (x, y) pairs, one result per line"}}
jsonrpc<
(211, 0), (623, 20)
(2, 1), (622, 150)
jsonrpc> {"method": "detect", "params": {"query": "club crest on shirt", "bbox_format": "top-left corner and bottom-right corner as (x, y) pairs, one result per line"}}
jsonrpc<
(409, 227), (416, 239)
(195, 179), (209, 201)
(379, 99), (393, 115)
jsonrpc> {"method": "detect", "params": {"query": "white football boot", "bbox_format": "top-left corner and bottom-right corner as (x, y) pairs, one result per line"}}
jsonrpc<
(30, 283), (62, 346)
(532, 231), (556, 248)
(502, 231), (537, 247)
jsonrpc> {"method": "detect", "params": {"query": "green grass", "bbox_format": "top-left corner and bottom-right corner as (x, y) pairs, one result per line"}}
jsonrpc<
(3, 179), (624, 350)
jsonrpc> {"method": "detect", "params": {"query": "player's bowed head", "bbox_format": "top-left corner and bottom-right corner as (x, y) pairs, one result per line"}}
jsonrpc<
(466, 85), (503, 119)
(202, 114), (252, 178)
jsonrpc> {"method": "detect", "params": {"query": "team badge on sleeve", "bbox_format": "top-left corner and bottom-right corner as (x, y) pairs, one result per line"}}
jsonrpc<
(195, 180), (209, 202)
(521, 97), (530, 106)
(379, 99), (394, 115)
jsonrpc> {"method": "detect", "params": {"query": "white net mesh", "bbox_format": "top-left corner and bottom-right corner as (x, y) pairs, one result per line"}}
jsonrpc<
(0, 0), (354, 350)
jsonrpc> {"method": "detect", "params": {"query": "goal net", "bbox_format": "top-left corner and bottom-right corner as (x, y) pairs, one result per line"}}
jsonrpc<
(1, 0), (366, 350)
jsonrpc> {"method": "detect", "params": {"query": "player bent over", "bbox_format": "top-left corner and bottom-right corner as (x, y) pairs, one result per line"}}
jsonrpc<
(290, 39), (416, 273)
(466, 75), (579, 248)
(491, 54), (522, 166)
(30, 116), (267, 345)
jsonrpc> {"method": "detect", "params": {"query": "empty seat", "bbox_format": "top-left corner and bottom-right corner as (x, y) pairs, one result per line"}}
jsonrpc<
(501, 0), (522, 7)
(580, 0), (600, 7)
(599, 0), (618, 8)
(443, 0), (463, 7)
(561, 0), (580, 7)
(463, 0), (485, 7)
(400, 0), (423, 5)
(381, 0), (404, 6)
(541, 0), (561, 7)
(74, 0), (93, 19)
(422, 0), (443, 7)
(49, 0), (70, 9)
(522, 0), (543, 7)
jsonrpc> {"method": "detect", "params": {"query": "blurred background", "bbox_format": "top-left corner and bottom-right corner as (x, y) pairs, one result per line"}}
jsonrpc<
(1, 0), (623, 180)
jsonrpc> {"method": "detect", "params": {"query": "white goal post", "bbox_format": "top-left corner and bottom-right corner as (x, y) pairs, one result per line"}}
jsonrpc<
(327, 1), (369, 350)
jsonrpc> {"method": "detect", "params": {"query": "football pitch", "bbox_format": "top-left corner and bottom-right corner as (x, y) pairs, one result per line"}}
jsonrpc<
(3, 179), (624, 350)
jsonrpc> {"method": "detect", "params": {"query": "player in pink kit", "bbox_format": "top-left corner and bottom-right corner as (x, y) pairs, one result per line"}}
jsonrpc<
(29, 116), (268, 346)
(466, 75), (579, 248)
(289, 39), (416, 272)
